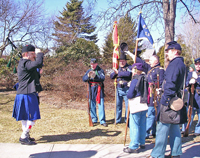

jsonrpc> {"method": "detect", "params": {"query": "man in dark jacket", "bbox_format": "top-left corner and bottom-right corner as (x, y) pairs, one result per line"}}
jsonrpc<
(82, 58), (107, 127)
(148, 41), (186, 158)
(110, 53), (132, 124)
(12, 45), (44, 145)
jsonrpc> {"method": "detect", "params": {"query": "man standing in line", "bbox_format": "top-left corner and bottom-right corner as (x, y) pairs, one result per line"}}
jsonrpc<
(110, 53), (132, 124)
(12, 45), (44, 145)
(182, 57), (200, 136)
(148, 41), (186, 158)
(125, 49), (165, 139)
(82, 58), (107, 127)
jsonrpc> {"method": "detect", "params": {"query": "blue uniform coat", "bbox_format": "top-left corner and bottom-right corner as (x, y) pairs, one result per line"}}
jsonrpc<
(82, 65), (105, 100)
(161, 57), (186, 106)
(110, 63), (132, 88)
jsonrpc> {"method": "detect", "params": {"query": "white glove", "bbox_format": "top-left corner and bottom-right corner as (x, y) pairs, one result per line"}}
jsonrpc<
(127, 81), (131, 87)
(189, 78), (196, 84)
(156, 88), (162, 95)
(35, 48), (42, 54)
(124, 51), (135, 61)
(192, 71), (198, 79)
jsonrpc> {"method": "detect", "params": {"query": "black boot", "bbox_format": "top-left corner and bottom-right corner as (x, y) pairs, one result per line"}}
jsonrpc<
(19, 137), (37, 145)
(26, 132), (35, 141)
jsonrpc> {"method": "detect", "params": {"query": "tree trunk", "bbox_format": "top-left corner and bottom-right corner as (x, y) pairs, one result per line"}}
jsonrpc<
(162, 0), (177, 69)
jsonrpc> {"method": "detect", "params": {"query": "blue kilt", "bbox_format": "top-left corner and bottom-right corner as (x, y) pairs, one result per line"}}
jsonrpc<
(12, 93), (41, 121)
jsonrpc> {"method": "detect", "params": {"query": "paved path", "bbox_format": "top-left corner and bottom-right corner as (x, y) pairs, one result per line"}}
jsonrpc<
(0, 142), (200, 158)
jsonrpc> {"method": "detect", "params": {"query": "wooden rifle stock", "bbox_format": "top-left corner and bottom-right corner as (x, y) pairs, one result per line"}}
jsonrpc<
(154, 71), (160, 117)
(124, 105), (130, 146)
(183, 84), (194, 137)
(87, 84), (93, 127)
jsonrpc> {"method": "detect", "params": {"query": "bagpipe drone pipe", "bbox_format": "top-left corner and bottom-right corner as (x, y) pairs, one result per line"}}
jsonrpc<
(6, 37), (22, 73)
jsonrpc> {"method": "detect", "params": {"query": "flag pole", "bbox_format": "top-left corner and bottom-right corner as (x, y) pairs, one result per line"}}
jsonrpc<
(112, 21), (119, 126)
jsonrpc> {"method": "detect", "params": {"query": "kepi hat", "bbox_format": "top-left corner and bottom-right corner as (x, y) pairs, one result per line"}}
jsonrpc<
(131, 63), (144, 71)
(165, 41), (181, 51)
(90, 58), (97, 64)
(194, 57), (200, 64)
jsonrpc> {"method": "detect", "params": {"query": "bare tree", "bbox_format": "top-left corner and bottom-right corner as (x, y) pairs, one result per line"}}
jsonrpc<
(178, 13), (200, 60)
(87, 0), (200, 67)
(0, 0), (52, 57)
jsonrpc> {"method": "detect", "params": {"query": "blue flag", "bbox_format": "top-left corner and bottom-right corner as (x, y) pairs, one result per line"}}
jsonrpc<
(137, 13), (154, 45)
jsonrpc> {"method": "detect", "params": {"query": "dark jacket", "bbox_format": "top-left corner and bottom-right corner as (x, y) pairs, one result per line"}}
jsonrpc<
(127, 73), (148, 103)
(110, 63), (132, 88)
(82, 65), (105, 100)
(17, 53), (44, 94)
(161, 57), (186, 106)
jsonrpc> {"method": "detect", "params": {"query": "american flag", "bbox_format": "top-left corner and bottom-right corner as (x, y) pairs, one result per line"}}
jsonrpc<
(112, 21), (119, 69)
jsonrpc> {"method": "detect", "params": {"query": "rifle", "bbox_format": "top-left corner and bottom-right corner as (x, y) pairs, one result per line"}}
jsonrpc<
(87, 83), (93, 127)
(183, 84), (194, 137)
(154, 72), (160, 117)
(124, 105), (130, 146)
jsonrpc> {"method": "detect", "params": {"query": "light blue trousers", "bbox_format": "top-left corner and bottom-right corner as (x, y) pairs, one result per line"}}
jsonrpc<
(151, 121), (182, 158)
(90, 98), (106, 124)
(129, 110), (147, 150)
(116, 87), (129, 123)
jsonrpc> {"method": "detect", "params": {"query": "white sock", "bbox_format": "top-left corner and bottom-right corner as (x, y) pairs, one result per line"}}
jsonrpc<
(21, 120), (27, 131)
(26, 120), (35, 133)
(21, 120), (27, 139)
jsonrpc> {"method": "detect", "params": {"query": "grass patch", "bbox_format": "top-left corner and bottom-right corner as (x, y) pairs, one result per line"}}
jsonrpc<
(0, 91), (199, 144)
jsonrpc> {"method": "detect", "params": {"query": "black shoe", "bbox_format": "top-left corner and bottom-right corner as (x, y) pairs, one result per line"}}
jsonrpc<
(123, 147), (138, 153)
(26, 133), (35, 141)
(194, 133), (200, 136)
(19, 137), (37, 145)
(101, 123), (108, 127)
(181, 131), (184, 134)
(140, 145), (145, 149)
(152, 134), (156, 138)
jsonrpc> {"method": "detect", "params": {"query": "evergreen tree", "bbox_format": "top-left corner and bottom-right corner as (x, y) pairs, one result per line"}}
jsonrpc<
(53, 0), (97, 48)
(102, 15), (137, 65)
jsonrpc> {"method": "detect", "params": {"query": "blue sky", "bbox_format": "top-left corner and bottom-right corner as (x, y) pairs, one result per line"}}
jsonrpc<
(43, 0), (199, 52)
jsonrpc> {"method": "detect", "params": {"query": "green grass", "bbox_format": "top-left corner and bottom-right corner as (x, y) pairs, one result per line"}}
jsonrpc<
(0, 91), (199, 144)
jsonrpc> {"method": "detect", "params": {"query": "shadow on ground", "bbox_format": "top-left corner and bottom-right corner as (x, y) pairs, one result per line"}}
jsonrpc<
(39, 128), (121, 143)
(29, 150), (97, 158)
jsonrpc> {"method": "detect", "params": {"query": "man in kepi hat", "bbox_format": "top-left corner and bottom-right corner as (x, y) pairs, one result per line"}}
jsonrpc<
(181, 57), (200, 136)
(148, 41), (186, 158)
(123, 63), (148, 153)
(12, 45), (45, 145)
(82, 58), (107, 127)
(110, 53), (132, 124)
